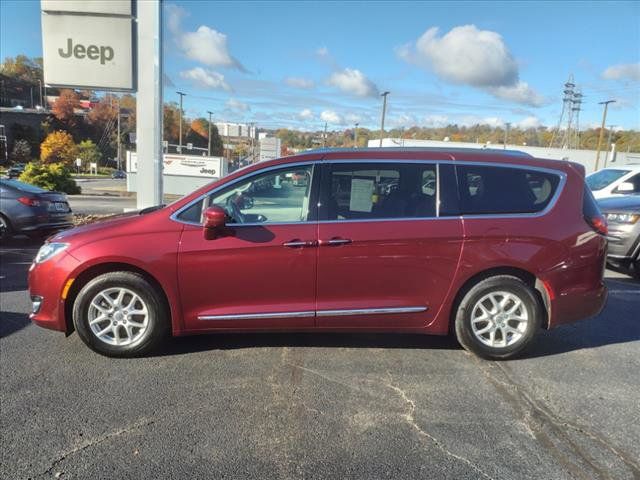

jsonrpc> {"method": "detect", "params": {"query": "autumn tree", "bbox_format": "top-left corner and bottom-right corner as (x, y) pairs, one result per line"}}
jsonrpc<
(76, 140), (102, 170)
(40, 131), (77, 165)
(163, 102), (181, 144)
(52, 89), (80, 128)
(0, 55), (43, 84)
(10, 139), (32, 163)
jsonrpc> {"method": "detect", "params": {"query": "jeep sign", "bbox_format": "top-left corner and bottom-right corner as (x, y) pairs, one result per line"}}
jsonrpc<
(41, 13), (134, 90)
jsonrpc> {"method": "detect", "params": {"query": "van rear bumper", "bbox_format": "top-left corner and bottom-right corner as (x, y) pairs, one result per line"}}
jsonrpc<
(548, 282), (608, 328)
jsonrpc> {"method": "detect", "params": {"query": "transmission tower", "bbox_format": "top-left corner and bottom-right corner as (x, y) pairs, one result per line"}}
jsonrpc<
(549, 75), (576, 149)
(571, 89), (583, 149)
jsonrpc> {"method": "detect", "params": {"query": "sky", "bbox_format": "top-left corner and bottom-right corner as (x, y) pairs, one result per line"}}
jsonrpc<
(1, 0), (639, 131)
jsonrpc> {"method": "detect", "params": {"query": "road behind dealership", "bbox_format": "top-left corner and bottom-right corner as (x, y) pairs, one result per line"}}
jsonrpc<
(1, 236), (639, 479)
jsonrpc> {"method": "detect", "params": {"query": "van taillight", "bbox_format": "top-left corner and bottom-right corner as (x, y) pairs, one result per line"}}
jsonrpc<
(586, 215), (608, 235)
(18, 197), (40, 207)
(582, 184), (607, 235)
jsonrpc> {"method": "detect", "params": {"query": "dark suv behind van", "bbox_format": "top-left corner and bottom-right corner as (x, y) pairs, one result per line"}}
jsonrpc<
(28, 148), (607, 359)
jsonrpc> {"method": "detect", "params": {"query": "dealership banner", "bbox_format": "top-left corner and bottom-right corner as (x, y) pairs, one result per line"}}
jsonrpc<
(127, 152), (228, 179)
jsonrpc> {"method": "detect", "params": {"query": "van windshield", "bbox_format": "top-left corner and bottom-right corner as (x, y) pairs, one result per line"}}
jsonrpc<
(586, 169), (629, 191)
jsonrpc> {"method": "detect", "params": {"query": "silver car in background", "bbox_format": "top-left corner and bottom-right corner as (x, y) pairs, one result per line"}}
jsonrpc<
(598, 195), (640, 278)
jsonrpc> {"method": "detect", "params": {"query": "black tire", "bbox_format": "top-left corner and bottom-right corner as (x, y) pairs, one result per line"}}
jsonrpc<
(632, 261), (640, 280)
(454, 275), (542, 360)
(0, 214), (12, 241)
(73, 271), (169, 357)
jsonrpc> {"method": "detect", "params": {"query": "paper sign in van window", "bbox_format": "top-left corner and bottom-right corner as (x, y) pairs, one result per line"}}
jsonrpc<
(350, 178), (374, 212)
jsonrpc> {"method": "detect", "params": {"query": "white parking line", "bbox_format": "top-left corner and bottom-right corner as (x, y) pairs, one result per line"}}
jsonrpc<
(608, 290), (640, 294)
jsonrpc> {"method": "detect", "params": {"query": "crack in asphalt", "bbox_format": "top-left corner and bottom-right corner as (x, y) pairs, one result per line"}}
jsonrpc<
(477, 359), (640, 480)
(33, 417), (155, 479)
(384, 379), (496, 480)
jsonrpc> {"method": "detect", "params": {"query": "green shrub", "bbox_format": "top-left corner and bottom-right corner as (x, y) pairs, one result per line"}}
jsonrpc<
(19, 162), (81, 194)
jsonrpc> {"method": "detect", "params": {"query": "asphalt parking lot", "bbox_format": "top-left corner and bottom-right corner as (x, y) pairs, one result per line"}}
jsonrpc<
(1, 237), (639, 480)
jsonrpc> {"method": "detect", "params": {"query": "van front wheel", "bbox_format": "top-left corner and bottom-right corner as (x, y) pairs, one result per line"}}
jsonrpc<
(73, 272), (168, 357)
(454, 275), (541, 360)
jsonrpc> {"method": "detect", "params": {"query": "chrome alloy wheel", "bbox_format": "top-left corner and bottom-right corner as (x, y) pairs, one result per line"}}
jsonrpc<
(470, 291), (529, 348)
(87, 287), (149, 346)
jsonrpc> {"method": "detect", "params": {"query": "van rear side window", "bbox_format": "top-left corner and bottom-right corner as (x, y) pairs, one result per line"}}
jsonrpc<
(456, 165), (560, 215)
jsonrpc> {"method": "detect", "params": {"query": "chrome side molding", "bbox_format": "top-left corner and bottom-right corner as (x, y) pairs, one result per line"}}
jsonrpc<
(316, 306), (427, 316)
(198, 311), (315, 321)
(198, 306), (427, 321)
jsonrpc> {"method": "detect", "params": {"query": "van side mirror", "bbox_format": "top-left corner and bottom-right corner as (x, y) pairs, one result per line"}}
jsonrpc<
(203, 206), (227, 238)
(616, 182), (635, 193)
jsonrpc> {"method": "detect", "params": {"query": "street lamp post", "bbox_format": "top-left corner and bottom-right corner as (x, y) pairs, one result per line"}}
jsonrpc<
(379, 91), (390, 147)
(207, 110), (213, 157)
(594, 100), (615, 171)
(354, 122), (359, 148)
(176, 91), (186, 152)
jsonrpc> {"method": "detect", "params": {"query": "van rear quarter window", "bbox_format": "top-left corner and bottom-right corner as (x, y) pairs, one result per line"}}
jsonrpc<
(456, 165), (560, 215)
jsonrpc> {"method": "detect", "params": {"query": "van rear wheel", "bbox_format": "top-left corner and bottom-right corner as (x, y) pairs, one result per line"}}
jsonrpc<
(454, 275), (541, 360)
(73, 272), (168, 357)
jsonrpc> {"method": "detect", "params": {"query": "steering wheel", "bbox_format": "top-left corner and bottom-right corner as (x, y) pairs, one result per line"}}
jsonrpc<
(226, 196), (245, 224)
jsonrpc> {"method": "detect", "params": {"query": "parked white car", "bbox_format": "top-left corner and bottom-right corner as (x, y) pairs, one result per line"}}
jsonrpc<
(586, 165), (640, 199)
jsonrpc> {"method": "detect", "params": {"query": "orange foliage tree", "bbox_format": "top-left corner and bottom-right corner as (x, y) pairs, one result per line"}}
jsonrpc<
(52, 89), (80, 127)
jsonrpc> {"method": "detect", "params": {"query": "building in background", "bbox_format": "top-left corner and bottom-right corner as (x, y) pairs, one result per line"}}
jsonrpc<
(259, 136), (281, 162)
(215, 122), (257, 139)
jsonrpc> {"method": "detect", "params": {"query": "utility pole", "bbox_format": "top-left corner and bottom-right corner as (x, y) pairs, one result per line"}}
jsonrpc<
(323, 122), (327, 148)
(379, 91), (390, 147)
(503, 122), (511, 149)
(37, 79), (43, 108)
(117, 99), (121, 170)
(354, 122), (359, 148)
(30, 87), (34, 109)
(207, 110), (213, 157)
(250, 122), (255, 162)
(594, 100), (615, 171)
(176, 91), (186, 152)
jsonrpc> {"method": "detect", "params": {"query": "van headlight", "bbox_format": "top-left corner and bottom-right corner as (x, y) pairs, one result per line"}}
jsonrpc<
(34, 243), (69, 264)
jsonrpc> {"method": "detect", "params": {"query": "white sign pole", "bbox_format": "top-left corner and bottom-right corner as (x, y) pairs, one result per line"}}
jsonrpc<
(136, 0), (163, 209)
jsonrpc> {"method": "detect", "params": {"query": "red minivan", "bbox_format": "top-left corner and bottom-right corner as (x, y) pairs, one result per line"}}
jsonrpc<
(28, 148), (608, 359)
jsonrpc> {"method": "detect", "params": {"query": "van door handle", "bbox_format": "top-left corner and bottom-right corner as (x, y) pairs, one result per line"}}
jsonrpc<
(283, 239), (316, 248)
(321, 237), (352, 246)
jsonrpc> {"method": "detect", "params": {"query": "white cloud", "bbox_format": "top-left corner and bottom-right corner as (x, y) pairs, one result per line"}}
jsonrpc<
(327, 68), (378, 97)
(488, 81), (548, 107)
(345, 113), (364, 124)
(456, 115), (505, 128)
(165, 3), (186, 35)
(179, 26), (245, 70)
(320, 110), (343, 124)
(316, 47), (330, 57)
(387, 114), (417, 128)
(516, 116), (542, 129)
(422, 114), (450, 128)
(285, 77), (315, 89)
(180, 67), (230, 91)
(298, 108), (314, 120)
(602, 63), (640, 81)
(226, 98), (250, 112)
(165, 6), (246, 72)
(399, 24), (545, 107)
(409, 25), (518, 87)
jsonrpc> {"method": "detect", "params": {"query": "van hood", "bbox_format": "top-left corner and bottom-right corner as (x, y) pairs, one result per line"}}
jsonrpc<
(50, 205), (168, 243)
